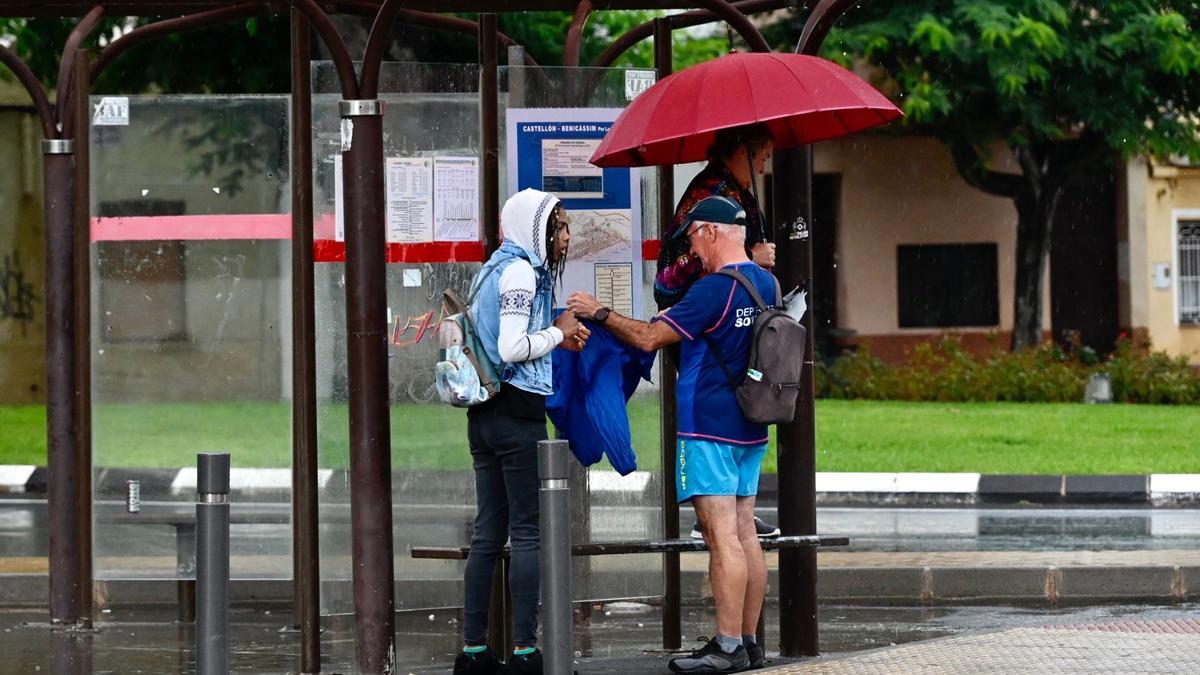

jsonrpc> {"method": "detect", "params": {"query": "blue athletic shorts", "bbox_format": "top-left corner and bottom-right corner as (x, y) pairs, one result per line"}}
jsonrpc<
(675, 438), (768, 503)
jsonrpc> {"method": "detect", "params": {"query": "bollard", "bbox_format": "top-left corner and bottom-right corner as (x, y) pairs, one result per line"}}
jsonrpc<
(196, 453), (231, 675)
(538, 439), (573, 675)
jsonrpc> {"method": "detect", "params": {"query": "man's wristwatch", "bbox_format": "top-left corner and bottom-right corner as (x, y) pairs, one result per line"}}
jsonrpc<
(593, 307), (612, 323)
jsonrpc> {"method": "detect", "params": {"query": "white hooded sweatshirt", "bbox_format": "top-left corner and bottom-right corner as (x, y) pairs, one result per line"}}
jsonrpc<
(493, 189), (564, 363)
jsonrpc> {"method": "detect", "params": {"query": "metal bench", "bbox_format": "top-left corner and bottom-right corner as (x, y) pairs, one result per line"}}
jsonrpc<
(96, 503), (292, 621)
(411, 534), (849, 653)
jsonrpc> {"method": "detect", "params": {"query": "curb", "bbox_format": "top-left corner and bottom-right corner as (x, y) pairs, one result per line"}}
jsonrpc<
(3, 466), (1200, 505)
(2, 565), (1197, 608)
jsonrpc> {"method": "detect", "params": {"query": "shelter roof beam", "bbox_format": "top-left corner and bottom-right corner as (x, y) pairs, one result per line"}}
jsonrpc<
(2, 1), (703, 17)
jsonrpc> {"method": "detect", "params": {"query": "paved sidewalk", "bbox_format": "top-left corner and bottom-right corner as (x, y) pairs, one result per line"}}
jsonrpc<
(762, 618), (1200, 673)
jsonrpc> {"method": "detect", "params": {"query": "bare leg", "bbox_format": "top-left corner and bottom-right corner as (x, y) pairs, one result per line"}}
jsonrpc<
(693, 495), (745, 638)
(736, 496), (766, 635)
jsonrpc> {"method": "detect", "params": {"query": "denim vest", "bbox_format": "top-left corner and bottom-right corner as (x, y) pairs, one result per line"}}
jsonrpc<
(469, 241), (555, 396)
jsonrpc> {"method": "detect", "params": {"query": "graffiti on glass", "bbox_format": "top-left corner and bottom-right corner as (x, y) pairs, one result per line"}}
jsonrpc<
(1, 250), (38, 334)
(390, 304), (450, 347)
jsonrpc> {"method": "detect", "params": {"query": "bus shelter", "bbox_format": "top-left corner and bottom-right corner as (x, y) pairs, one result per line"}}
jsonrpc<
(0, 1), (861, 673)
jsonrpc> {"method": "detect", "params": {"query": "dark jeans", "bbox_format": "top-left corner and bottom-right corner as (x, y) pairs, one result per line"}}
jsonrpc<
(463, 407), (547, 647)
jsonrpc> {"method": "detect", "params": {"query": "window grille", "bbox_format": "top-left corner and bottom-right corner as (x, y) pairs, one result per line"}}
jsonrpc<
(1179, 220), (1200, 324)
(897, 243), (999, 328)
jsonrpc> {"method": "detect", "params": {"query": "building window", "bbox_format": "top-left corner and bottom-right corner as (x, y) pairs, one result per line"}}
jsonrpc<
(897, 243), (999, 328)
(97, 200), (188, 342)
(1178, 219), (1200, 324)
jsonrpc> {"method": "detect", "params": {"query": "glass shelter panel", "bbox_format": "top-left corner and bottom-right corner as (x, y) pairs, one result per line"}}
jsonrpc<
(501, 66), (666, 603)
(311, 62), (483, 615)
(89, 96), (293, 581)
(309, 62), (671, 617)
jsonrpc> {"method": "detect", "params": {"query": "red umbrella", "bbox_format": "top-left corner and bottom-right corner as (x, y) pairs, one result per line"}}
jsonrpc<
(590, 52), (902, 168)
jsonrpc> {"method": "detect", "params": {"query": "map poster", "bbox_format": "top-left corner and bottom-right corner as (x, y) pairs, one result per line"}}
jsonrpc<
(506, 108), (645, 318)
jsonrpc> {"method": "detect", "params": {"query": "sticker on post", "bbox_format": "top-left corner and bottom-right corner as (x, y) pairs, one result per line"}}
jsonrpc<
(788, 215), (809, 241)
(93, 97), (129, 126)
(340, 118), (354, 152)
(624, 70), (655, 101)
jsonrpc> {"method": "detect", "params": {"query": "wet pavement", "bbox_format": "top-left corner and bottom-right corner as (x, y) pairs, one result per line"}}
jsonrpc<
(5, 499), (1200, 562)
(4, 601), (1198, 674)
(4, 496), (1198, 671)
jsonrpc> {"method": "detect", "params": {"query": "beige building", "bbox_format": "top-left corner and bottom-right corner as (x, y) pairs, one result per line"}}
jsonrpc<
(751, 132), (1200, 364)
(0, 84), (45, 405)
(808, 134), (1051, 362)
(1122, 157), (1200, 358)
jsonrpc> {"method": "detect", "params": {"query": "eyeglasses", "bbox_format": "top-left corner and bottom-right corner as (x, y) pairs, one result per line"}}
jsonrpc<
(685, 221), (712, 239)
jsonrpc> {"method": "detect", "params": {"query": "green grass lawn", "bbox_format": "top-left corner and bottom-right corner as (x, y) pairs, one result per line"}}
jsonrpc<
(2, 399), (1198, 474)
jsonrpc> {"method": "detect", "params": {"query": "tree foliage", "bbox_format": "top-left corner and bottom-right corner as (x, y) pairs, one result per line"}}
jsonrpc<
(821, 0), (1200, 162)
(769, 1), (1200, 350)
(1, 10), (730, 96)
(0, 16), (291, 95)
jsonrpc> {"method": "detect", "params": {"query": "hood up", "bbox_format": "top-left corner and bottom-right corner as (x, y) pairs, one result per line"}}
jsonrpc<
(500, 188), (560, 269)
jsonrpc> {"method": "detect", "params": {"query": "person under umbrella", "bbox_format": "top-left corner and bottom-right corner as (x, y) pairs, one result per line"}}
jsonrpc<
(655, 123), (784, 544)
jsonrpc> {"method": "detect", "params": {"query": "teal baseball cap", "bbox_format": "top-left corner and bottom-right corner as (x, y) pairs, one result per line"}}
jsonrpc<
(671, 195), (747, 239)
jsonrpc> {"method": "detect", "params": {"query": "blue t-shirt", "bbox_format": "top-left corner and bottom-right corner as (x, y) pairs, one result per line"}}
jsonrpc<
(655, 262), (777, 446)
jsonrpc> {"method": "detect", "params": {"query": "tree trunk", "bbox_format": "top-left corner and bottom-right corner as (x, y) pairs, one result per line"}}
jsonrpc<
(944, 139), (1090, 352)
(1010, 186), (1062, 351)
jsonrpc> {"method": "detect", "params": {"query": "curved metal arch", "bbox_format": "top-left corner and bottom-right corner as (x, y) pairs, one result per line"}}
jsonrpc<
(334, 1), (547, 83)
(796, 0), (863, 55)
(564, 0), (593, 68)
(693, 0), (772, 53)
(359, 0), (407, 98)
(281, 0), (360, 99)
(55, 4), (105, 124)
(591, 0), (788, 70)
(73, 2), (272, 136)
(0, 45), (57, 138)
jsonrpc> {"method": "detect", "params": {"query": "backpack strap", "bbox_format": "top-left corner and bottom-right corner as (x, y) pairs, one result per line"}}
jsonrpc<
(714, 267), (779, 309)
(466, 259), (505, 307)
(703, 334), (740, 390)
(703, 267), (780, 390)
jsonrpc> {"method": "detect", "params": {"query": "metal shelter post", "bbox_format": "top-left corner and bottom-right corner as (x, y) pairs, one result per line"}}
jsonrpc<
(773, 0), (864, 657)
(480, 12), (500, 257)
(339, 95), (397, 673)
(71, 46), (94, 629)
(44, 134), (79, 626)
(653, 15), (682, 653)
(772, 145), (819, 659)
(290, 9), (322, 673)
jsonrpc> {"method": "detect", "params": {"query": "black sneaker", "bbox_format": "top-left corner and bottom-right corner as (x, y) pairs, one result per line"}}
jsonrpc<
(453, 647), (503, 675)
(689, 517), (780, 540)
(503, 647), (543, 675)
(745, 641), (767, 669)
(668, 638), (750, 673)
(754, 517), (780, 538)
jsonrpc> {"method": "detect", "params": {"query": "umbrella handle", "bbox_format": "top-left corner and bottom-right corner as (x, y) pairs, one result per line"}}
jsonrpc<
(746, 149), (769, 244)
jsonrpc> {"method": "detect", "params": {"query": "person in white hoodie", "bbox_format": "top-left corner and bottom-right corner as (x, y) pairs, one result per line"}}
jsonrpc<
(453, 189), (588, 675)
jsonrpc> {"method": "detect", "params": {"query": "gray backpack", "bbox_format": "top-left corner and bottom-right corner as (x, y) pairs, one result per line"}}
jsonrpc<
(704, 269), (806, 424)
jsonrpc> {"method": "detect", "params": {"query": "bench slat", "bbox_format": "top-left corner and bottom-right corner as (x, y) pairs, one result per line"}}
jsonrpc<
(411, 535), (849, 560)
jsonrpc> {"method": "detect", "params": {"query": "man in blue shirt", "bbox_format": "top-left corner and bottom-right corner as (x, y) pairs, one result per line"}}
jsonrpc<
(567, 195), (776, 673)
